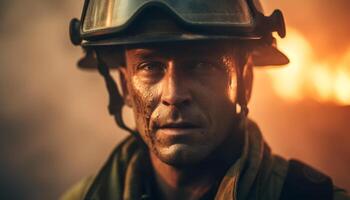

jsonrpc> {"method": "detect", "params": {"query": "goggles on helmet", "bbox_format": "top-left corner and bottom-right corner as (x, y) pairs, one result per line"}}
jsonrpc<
(70, 0), (289, 67)
(75, 0), (285, 40)
(83, 0), (253, 34)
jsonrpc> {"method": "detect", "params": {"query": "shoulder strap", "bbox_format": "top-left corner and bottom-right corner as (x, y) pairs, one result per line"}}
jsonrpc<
(279, 159), (333, 200)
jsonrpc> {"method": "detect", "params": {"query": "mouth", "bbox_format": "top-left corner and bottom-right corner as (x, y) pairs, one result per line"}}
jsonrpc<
(155, 122), (203, 136)
(159, 122), (201, 129)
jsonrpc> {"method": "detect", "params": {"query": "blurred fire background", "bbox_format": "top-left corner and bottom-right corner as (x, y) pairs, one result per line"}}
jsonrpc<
(0, 0), (349, 199)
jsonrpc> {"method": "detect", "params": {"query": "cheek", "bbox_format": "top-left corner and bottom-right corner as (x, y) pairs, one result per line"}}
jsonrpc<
(128, 76), (160, 140)
(199, 70), (236, 105)
(194, 71), (237, 129)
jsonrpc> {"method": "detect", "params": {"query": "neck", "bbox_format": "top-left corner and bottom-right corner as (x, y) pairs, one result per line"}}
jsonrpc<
(149, 130), (244, 200)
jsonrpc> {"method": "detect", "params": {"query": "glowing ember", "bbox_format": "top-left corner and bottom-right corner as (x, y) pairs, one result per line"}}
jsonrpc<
(266, 28), (350, 105)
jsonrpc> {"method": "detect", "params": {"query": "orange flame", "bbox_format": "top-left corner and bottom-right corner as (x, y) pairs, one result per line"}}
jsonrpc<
(266, 28), (350, 105)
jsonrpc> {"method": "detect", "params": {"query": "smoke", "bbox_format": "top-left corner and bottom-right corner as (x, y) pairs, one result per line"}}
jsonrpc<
(0, 0), (349, 199)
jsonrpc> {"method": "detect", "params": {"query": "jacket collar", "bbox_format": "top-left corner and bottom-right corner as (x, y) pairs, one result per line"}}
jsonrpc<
(215, 120), (268, 200)
(84, 120), (270, 200)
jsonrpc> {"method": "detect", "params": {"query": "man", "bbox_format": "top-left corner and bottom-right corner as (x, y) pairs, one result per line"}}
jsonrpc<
(63, 0), (349, 199)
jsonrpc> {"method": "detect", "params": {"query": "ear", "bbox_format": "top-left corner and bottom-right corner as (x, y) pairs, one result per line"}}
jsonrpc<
(118, 67), (133, 108)
(243, 55), (254, 103)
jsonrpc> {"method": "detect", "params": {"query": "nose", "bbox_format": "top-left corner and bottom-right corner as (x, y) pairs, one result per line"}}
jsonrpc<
(161, 61), (191, 106)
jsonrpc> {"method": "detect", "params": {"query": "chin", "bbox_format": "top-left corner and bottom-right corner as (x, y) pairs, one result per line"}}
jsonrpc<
(154, 144), (208, 167)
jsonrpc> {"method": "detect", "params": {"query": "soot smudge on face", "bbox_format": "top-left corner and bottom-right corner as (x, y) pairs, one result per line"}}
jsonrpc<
(127, 78), (160, 154)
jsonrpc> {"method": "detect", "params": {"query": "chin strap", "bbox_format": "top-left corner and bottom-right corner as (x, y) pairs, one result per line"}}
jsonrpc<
(236, 65), (249, 117)
(237, 71), (249, 129)
(95, 50), (137, 137)
(235, 53), (250, 129)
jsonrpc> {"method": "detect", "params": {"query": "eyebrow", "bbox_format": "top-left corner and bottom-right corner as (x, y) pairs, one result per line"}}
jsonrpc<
(132, 49), (159, 59)
(129, 44), (233, 63)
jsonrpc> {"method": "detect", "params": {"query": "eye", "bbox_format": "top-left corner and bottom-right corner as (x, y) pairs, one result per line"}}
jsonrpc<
(137, 61), (166, 73)
(191, 61), (221, 72)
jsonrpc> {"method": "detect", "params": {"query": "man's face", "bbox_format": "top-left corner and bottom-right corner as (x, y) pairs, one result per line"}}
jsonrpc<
(122, 42), (243, 166)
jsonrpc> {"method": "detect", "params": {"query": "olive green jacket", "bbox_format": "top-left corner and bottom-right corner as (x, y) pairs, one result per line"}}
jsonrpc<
(61, 121), (349, 200)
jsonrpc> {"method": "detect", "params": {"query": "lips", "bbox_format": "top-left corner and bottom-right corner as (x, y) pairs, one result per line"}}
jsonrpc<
(159, 122), (201, 129)
(154, 121), (203, 137)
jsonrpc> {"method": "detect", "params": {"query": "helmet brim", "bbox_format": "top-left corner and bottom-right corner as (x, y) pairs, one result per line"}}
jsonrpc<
(78, 33), (289, 68)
